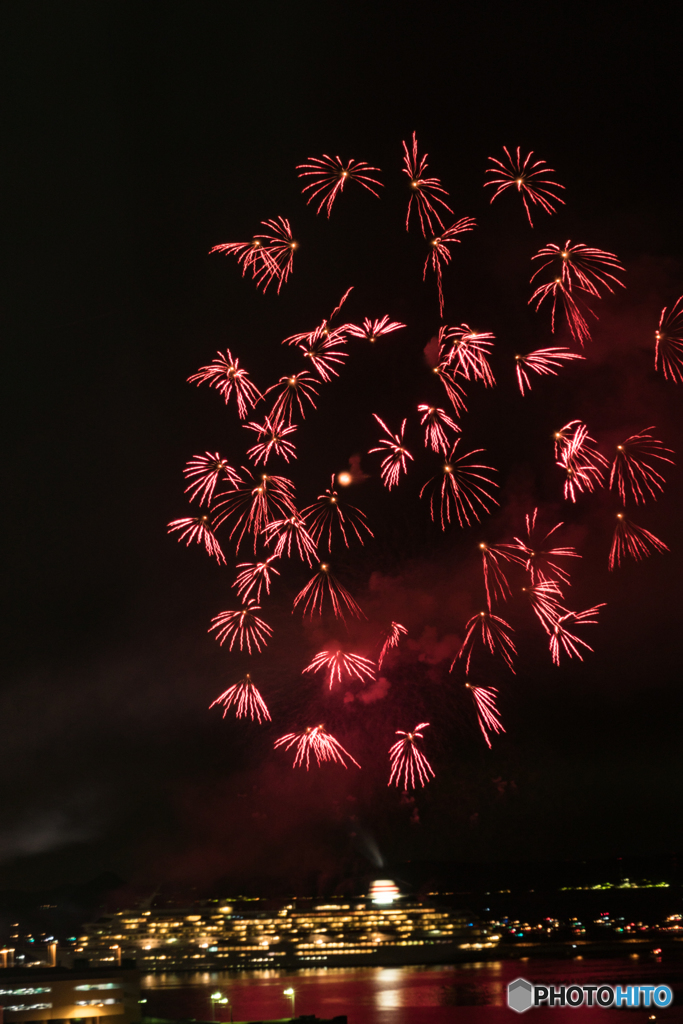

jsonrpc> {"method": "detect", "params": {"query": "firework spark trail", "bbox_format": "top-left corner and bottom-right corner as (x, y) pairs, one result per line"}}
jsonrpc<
(345, 316), (406, 343)
(183, 452), (242, 506)
(285, 324), (350, 382)
(244, 416), (298, 465)
(423, 218), (477, 316)
(439, 324), (496, 386)
(293, 563), (366, 621)
(531, 242), (626, 297)
(432, 362), (468, 416)
(479, 542), (521, 609)
(208, 235), (279, 288)
(402, 132), (453, 236)
(212, 469), (296, 553)
(484, 146), (565, 226)
(655, 297), (683, 383)
(211, 217), (297, 293)
(378, 622), (408, 670)
(609, 513), (670, 570)
(303, 650), (376, 690)
(167, 515), (226, 564)
(233, 556), (281, 601)
(507, 508), (580, 585)
(556, 421), (608, 502)
(388, 723), (435, 789)
(209, 600), (273, 653)
(262, 513), (319, 564)
(188, 350), (263, 418)
(369, 415), (414, 489)
(549, 604), (605, 666)
(420, 442), (499, 529)
(265, 372), (320, 424)
(467, 684), (505, 749)
(302, 476), (374, 550)
(297, 155), (383, 217)
(453, 611), (517, 674)
(209, 674), (271, 724)
(418, 404), (461, 455)
(274, 725), (361, 769)
(609, 428), (674, 505)
(515, 347), (585, 395)
(523, 580), (565, 634)
(529, 278), (593, 346)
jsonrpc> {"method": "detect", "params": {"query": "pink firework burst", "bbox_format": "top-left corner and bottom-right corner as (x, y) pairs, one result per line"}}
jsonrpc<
(303, 650), (376, 690)
(369, 415), (414, 489)
(345, 316), (406, 343)
(183, 452), (242, 506)
(420, 442), (499, 529)
(529, 277), (592, 346)
(286, 324), (349, 382)
(232, 556), (280, 602)
(418, 403), (461, 455)
(609, 513), (669, 570)
(484, 146), (565, 227)
(466, 684), (505, 749)
(378, 621), (408, 670)
(655, 296), (683, 383)
(188, 349), (263, 418)
(244, 415), (297, 465)
(507, 508), (580, 585)
(211, 217), (297, 294)
(532, 241), (625, 298)
(302, 475), (374, 550)
(523, 580), (565, 634)
(167, 514), (225, 564)
(212, 469), (296, 553)
(479, 542), (522, 609)
(556, 421), (608, 502)
(265, 371), (319, 424)
(209, 600), (273, 653)
(402, 132), (453, 236)
(514, 347), (585, 396)
(209, 674), (271, 724)
(293, 562), (365, 621)
(431, 361), (468, 416)
(609, 427), (674, 505)
(549, 604), (605, 666)
(388, 723), (435, 790)
(439, 324), (495, 386)
(274, 724), (360, 769)
(453, 611), (516, 674)
(423, 218), (477, 316)
(297, 155), (383, 217)
(262, 512), (318, 564)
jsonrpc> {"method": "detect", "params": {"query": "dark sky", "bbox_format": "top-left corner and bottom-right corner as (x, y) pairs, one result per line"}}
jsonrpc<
(2, 2), (683, 896)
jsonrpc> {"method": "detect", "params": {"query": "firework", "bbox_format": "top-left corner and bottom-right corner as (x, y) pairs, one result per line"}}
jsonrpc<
(303, 650), (376, 690)
(274, 724), (361, 769)
(439, 324), (495, 386)
(209, 673), (271, 723)
(508, 508), (580, 585)
(233, 556), (281, 602)
(418, 404), (461, 455)
(297, 155), (382, 217)
(188, 349), (263, 418)
(345, 316), (406, 343)
(453, 611), (516, 674)
(609, 428), (674, 505)
(420, 442), (499, 529)
(369, 415), (414, 489)
(655, 296), (683, 383)
(556, 421), (608, 502)
(209, 600), (273, 653)
(529, 278), (592, 346)
(402, 132), (453, 236)
(244, 415), (298, 465)
(479, 542), (521, 609)
(211, 217), (297, 293)
(514, 347), (585, 396)
(467, 684), (505, 749)
(432, 362), (467, 416)
(183, 452), (242, 506)
(549, 604), (605, 666)
(286, 324), (349, 382)
(167, 514), (225, 564)
(388, 723), (435, 789)
(531, 241), (625, 297)
(262, 513), (318, 564)
(302, 475), (374, 550)
(378, 621), (408, 670)
(523, 580), (565, 634)
(212, 469), (296, 553)
(608, 513), (669, 570)
(484, 146), (565, 227)
(423, 218), (477, 316)
(293, 562), (365, 620)
(265, 371), (319, 424)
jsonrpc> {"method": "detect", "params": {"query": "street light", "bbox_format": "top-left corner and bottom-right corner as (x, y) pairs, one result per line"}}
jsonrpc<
(210, 991), (223, 1021)
(283, 987), (295, 1019)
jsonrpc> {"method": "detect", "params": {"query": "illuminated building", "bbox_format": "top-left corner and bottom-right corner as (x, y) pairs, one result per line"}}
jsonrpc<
(0, 967), (140, 1024)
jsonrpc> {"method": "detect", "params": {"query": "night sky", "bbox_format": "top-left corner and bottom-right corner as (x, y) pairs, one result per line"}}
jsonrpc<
(2, 3), (683, 896)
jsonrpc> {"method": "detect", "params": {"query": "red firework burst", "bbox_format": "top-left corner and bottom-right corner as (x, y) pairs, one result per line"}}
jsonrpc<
(418, 404), (461, 455)
(655, 296), (683, 383)
(209, 600), (273, 653)
(212, 469), (296, 553)
(293, 562), (365, 621)
(378, 622), (408, 670)
(188, 349), (263, 418)
(555, 421), (608, 502)
(431, 362), (468, 416)
(514, 347), (585, 396)
(388, 723), (435, 789)
(529, 277), (592, 346)
(233, 556), (280, 602)
(285, 323), (349, 382)
(466, 684), (505, 749)
(549, 604), (605, 666)
(369, 415), (414, 489)
(423, 218), (477, 316)
(183, 452), (242, 505)
(262, 512), (318, 564)
(302, 475), (374, 550)
(402, 132), (453, 236)
(609, 513), (669, 570)
(274, 725), (361, 769)
(211, 217), (297, 294)
(609, 428), (674, 505)
(345, 316), (406, 343)
(244, 415), (298, 465)
(508, 508), (580, 585)
(523, 580), (565, 634)
(265, 371), (319, 424)
(297, 155), (382, 217)
(167, 514), (225, 564)
(479, 542), (522, 609)
(453, 611), (516, 674)
(439, 324), (496, 386)
(484, 146), (565, 227)
(209, 674), (271, 724)
(532, 241), (625, 297)
(420, 442), (499, 529)
(303, 650), (376, 690)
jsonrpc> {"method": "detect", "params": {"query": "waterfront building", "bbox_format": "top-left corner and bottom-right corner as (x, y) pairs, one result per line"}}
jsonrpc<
(0, 967), (141, 1024)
